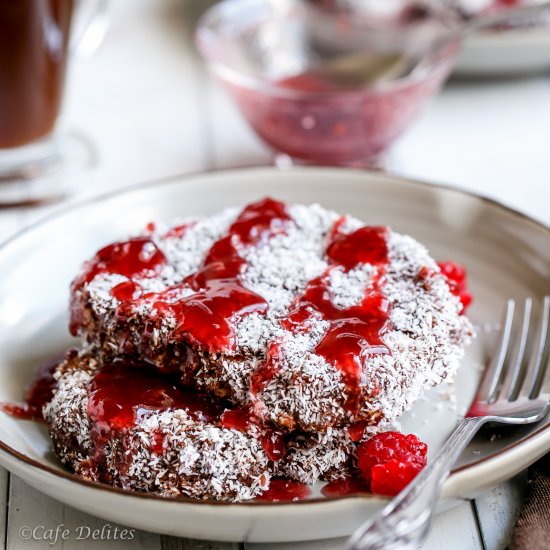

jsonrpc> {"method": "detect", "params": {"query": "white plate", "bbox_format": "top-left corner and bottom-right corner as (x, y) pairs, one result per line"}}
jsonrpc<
(455, 25), (550, 76)
(0, 167), (548, 543)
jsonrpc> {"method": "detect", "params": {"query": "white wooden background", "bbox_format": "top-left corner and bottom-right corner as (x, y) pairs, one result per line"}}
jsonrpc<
(1, 0), (549, 548)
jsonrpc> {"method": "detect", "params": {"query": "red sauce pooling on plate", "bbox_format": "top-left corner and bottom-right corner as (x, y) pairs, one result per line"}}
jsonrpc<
(252, 223), (391, 413)
(321, 477), (370, 497)
(220, 406), (286, 461)
(256, 479), (312, 502)
(0, 354), (64, 421)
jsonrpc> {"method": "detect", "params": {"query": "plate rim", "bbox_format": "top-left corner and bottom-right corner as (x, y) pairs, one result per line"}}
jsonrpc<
(456, 23), (550, 75)
(465, 24), (550, 46)
(0, 165), (548, 508)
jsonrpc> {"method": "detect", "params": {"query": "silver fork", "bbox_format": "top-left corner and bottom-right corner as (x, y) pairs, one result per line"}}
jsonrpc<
(347, 297), (550, 550)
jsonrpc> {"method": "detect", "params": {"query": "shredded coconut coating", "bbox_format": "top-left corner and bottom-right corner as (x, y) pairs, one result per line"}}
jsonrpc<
(101, 411), (270, 501)
(43, 352), (271, 501)
(71, 202), (473, 434)
(255, 232), (473, 431)
(276, 428), (354, 485)
(43, 352), (96, 469)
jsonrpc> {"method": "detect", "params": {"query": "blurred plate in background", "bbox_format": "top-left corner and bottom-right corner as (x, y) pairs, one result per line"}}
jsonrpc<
(456, 25), (550, 75)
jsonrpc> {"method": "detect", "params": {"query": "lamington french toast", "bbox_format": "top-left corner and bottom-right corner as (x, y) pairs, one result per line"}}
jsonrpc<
(69, 198), (473, 437)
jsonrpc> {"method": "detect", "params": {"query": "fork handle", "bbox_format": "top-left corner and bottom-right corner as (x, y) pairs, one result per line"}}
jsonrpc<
(347, 417), (487, 550)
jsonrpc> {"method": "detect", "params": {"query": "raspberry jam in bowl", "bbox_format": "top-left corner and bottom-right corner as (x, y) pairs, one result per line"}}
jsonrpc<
(196, 0), (459, 166)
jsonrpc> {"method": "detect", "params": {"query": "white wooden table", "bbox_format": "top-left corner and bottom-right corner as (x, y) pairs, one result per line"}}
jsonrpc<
(1, 1), (549, 548)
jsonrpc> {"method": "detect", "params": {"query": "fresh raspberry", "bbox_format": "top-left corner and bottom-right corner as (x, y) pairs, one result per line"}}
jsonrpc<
(357, 432), (427, 496)
(371, 458), (424, 496)
(437, 261), (472, 313)
(438, 261), (466, 283)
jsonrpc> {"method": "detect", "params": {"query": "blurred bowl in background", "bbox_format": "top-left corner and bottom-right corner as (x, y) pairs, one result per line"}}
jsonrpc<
(196, 0), (459, 166)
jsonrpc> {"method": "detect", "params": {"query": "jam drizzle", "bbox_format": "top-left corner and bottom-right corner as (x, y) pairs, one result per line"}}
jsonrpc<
(348, 421), (370, 442)
(70, 237), (167, 335)
(85, 358), (226, 472)
(129, 198), (291, 354)
(437, 261), (472, 313)
(72, 237), (167, 291)
(86, 359), (287, 468)
(111, 280), (142, 302)
(148, 280), (267, 353)
(163, 222), (194, 239)
(252, 223), (392, 413)
(220, 406), (286, 461)
(87, 358), (224, 433)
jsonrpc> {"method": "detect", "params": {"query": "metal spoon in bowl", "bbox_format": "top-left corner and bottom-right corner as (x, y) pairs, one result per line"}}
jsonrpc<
(306, 2), (550, 87)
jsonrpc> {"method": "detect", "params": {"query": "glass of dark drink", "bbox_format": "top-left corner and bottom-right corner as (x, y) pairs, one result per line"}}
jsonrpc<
(196, 0), (460, 168)
(0, 0), (107, 205)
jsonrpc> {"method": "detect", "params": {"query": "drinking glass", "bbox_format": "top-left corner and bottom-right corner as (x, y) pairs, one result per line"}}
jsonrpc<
(0, 0), (108, 206)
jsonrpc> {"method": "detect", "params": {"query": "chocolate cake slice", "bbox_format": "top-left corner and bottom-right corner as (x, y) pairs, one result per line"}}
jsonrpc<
(70, 198), (473, 435)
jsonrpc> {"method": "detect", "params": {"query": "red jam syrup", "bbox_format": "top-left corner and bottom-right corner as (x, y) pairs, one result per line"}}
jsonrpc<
(437, 261), (472, 313)
(252, 223), (392, 414)
(70, 237), (167, 335)
(348, 421), (370, 442)
(132, 198), (290, 354)
(163, 222), (194, 239)
(220, 406), (286, 461)
(87, 358), (224, 434)
(111, 280), (141, 302)
(256, 479), (312, 502)
(149, 280), (268, 353)
(80, 358), (225, 475)
(72, 237), (167, 291)
(0, 354), (64, 422)
(321, 477), (370, 497)
(87, 359), (286, 463)
(326, 225), (389, 269)
(225, 47), (456, 166)
(73, 198), (289, 353)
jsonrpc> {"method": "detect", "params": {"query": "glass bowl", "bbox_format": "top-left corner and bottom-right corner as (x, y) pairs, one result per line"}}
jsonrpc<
(196, 0), (459, 167)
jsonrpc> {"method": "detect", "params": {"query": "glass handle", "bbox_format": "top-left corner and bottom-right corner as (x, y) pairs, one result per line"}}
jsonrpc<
(70, 0), (109, 57)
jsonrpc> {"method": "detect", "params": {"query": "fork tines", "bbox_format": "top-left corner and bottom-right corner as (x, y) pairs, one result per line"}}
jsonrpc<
(474, 296), (550, 406)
